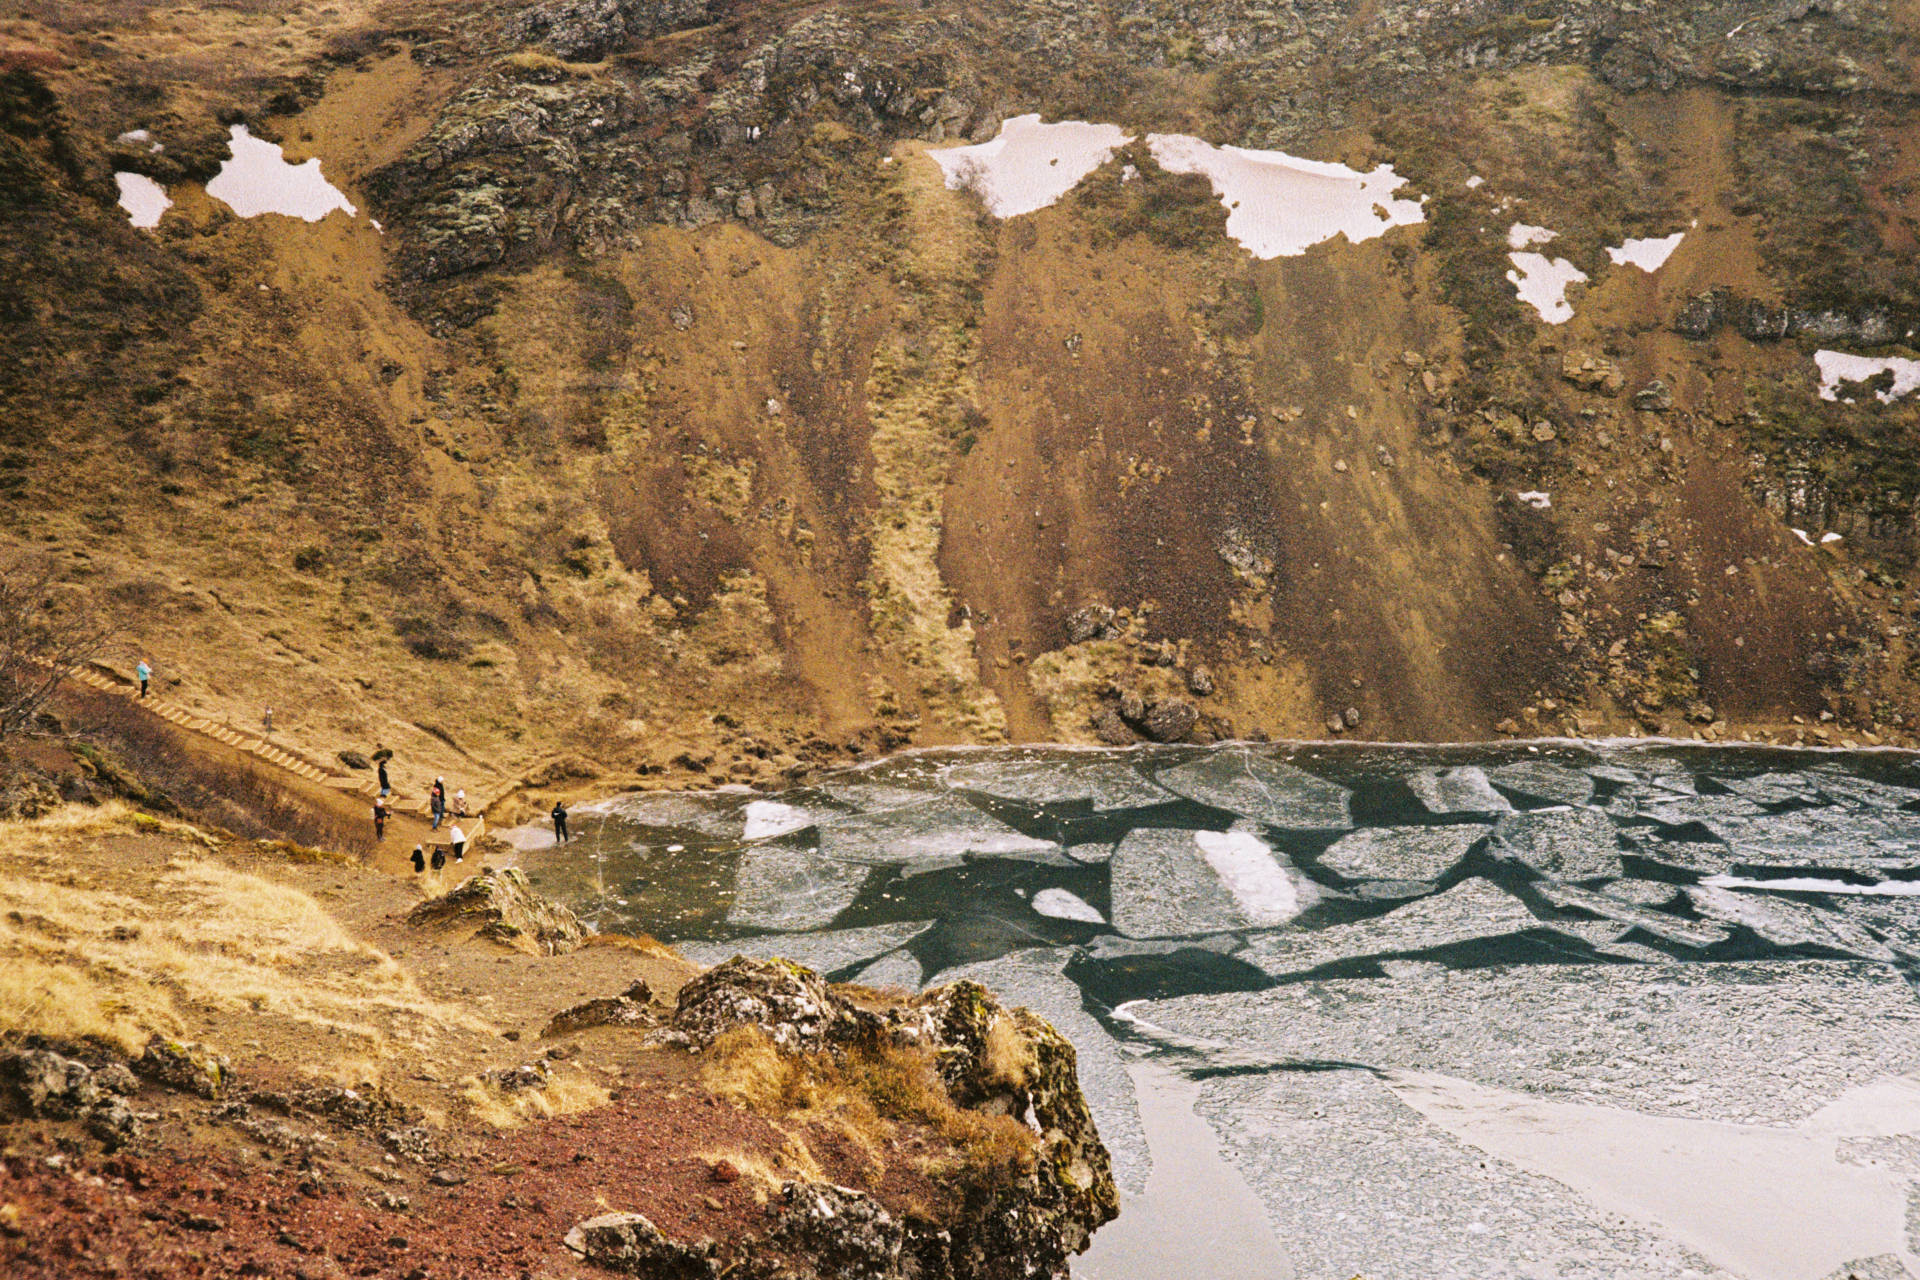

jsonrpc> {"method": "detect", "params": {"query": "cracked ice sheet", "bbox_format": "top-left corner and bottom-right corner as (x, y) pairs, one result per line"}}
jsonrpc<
(1685, 886), (1895, 961)
(1492, 807), (1624, 879)
(1152, 749), (1351, 829)
(588, 792), (748, 839)
(1534, 881), (1730, 948)
(1698, 808), (1920, 868)
(675, 919), (931, 975)
(1387, 1071), (1920, 1280)
(929, 948), (1150, 1194)
(1485, 760), (1594, 807)
(1407, 765), (1513, 815)
(727, 846), (870, 931)
(941, 759), (1170, 811)
(1109, 827), (1316, 938)
(1239, 879), (1542, 977)
(1184, 1066), (1749, 1280)
(815, 793), (1059, 869)
(1135, 959), (1920, 1127)
(1317, 823), (1488, 881)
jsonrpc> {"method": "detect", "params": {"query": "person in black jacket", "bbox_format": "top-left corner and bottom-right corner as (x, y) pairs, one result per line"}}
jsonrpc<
(377, 757), (391, 798)
(551, 801), (569, 844)
(410, 845), (426, 874)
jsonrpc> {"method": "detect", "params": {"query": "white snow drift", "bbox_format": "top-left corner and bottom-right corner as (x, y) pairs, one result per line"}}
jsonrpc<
(206, 124), (356, 221)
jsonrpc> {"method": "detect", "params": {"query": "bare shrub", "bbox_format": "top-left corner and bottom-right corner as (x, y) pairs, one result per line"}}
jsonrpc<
(0, 555), (114, 739)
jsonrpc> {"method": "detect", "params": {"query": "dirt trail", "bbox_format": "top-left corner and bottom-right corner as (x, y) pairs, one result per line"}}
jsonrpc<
(60, 665), (485, 874)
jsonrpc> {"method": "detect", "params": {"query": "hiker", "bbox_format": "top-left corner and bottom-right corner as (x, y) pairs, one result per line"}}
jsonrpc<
(453, 788), (468, 818)
(262, 706), (273, 734)
(377, 757), (390, 798)
(372, 797), (388, 841)
(135, 659), (151, 699)
(448, 823), (466, 862)
(429, 777), (446, 830)
(410, 844), (425, 874)
(551, 800), (569, 844)
(430, 843), (445, 873)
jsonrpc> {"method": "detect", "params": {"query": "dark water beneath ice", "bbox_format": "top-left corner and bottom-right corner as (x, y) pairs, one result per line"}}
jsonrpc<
(504, 741), (1920, 1280)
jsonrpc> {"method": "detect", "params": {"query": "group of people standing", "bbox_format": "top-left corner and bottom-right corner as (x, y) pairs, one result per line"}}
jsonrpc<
(365, 755), (469, 875)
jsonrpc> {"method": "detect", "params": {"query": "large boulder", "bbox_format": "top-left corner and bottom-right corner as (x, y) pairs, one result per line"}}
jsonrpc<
(670, 956), (854, 1051)
(0, 1048), (100, 1117)
(773, 1182), (907, 1280)
(561, 1211), (720, 1278)
(406, 867), (585, 955)
(135, 1038), (230, 1099)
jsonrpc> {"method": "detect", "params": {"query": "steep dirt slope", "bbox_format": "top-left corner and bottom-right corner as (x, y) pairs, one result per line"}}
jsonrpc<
(4, 0), (1920, 793)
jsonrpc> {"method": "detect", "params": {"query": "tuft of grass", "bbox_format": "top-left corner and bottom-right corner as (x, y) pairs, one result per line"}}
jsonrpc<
(456, 1069), (609, 1128)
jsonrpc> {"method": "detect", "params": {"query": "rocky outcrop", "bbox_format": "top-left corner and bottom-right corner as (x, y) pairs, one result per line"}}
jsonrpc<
(562, 1210), (721, 1277)
(405, 867), (586, 955)
(663, 959), (1118, 1278)
(2, 1047), (144, 1147)
(135, 1037), (230, 1100)
(541, 980), (661, 1037)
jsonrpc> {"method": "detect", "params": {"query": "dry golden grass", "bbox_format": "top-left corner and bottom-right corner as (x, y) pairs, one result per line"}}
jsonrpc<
(455, 1069), (610, 1128)
(0, 802), (493, 1056)
(980, 1013), (1036, 1092)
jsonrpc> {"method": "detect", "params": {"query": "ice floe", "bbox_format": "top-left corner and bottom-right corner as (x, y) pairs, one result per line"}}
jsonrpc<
(1406, 765), (1512, 815)
(742, 800), (816, 840)
(1535, 880), (1729, 947)
(931, 115), (1130, 218)
(727, 846), (870, 931)
(1153, 748), (1352, 829)
(1492, 807), (1623, 880)
(1606, 230), (1684, 272)
(816, 793), (1059, 870)
(1109, 827), (1313, 937)
(1145, 133), (1425, 259)
(676, 919), (930, 974)
(1703, 873), (1920, 898)
(1506, 251), (1587, 324)
(1317, 823), (1487, 882)
(1685, 885), (1893, 960)
(1031, 887), (1105, 924)
(205, 124), (356, 221)
(114, 172), (171, 228)
(1814, 350), (1920, 403)
(1240, 879), (1539, 977)
(1484, 760), (1594, 808)
(941, 758), (1170, 810)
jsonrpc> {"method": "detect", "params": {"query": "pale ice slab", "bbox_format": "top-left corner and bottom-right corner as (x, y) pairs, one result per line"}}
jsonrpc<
(1535, 880), (1729, 948)
(932, 948), (1150, 1193)
(932, 115), (1130, 218)
(1407, 765), (1513, 815)
(1697, 807), (1920, 866)
(206, 124), (356, 221)
(1153, 749), (1352, 829)
(1815, 350), (1920, 404)
(728, 846), (870, 931)
(588, 792), (746, 839)
(1145, 133), (1425, 259)
(742, 800), (816, 839)
(1806, 770), (1920, 810)
(1634, 792), (1766, 827)
(114, 171), (170, 228)
(1606, 230), (1685, 271)
(1109, 827), (1313, 938)
(676, 919), (930, 975)
(1492, 807), (1622, 879)
(1387, 1070), (1920, 1280)
(1317, 824), (1487, 881)
(1686, 885), (1894, 961)
(817, 778), (941, 812)
(1032, 887), (1105, 924)
(1240, 878), (1540, 978)
(943, 759), (1171, 811)
(816, 793), (1059, 867)
(1507, 251), (1587, 324)
(1484, 760), (1594, 807)
(1709, 771), (1823, 806)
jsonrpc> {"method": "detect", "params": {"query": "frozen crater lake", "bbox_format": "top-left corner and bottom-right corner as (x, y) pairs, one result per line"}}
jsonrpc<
(510, 742), (1920, 1280)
